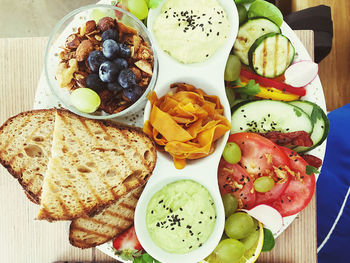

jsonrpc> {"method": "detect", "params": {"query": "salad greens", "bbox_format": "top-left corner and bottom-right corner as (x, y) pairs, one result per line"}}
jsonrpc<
(133, 252), (161, 263)
(230, 78), (261, 96)
(306, 165), (320, 175)
(261, 228), (275, 252)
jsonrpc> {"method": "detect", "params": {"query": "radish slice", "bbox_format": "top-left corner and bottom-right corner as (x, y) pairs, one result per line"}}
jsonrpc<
(284, 60), (318, 88)
(241, 205), (283, 234)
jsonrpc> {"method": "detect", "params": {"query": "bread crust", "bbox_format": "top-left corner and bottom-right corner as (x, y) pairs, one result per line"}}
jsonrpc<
(0, 109), (57, 204)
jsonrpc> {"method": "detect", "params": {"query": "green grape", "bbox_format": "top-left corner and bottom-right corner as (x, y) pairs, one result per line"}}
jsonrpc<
(91, 8), (116, 23)
(225, 87), (236, 108)
(224, 55), (241, 81)
(225, 212), (255, 239)
(207, 239), (245, 263)
(91, 9), (109, 23)
(221, 231), (229, 241)
(240, 223), (260, 250)
(128, 0), (149, 20)
(237, 4), (247, 25)
(234, 0), (256, 4)
(70, 88), (101, 113)
(223, 142), (241, 164)
(222, 194), (238, 217)
(254, 176), (275, 193)
(248, 0), (283, 27)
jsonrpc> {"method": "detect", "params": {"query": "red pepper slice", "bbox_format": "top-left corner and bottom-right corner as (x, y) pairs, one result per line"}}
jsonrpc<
(240, 68), (306, 97)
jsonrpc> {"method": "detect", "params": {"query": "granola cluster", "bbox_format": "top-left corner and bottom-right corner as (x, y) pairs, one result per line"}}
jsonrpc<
(56, 16), (154, 114)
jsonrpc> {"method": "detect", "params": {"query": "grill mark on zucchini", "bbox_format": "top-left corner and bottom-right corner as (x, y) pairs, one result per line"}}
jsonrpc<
(274, 35), (279, 77)
(237, 36), (248, 43)
(286, 41), (290, 68)
(263, 39), (267, 77)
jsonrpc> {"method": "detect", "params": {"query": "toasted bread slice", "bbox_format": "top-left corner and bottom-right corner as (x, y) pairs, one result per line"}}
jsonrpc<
(69, 182), (144, 248)
(0, 109), (56, 204)
(38, 110), (156, 221)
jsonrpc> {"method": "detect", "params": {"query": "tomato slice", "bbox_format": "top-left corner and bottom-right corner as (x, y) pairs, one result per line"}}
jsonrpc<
(227, 133), (291, 205)
(218, 158), (256, 209)
(228, 133), (290, 175)
(270, 147), (316, 217)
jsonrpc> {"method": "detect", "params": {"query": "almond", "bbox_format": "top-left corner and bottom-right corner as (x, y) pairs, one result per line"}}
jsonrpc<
(66, 34), (81, 49)
(76, 40), (93, 62)
(135, 60), (153, 76)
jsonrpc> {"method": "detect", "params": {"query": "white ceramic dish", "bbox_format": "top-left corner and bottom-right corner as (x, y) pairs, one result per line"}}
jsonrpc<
(33, 0), (327, 262)
(133, 0), (238, 262)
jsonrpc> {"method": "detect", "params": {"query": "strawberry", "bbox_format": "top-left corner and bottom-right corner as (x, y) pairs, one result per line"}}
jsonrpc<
(113, 226), (143, 252)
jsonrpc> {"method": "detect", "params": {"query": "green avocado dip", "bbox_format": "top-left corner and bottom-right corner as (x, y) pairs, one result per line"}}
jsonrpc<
(146, 180), (216, 254)
(153, 0), (230, 64)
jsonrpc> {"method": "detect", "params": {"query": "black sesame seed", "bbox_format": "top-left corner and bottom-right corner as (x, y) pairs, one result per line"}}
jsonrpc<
(171, 227), (174, 230)
(158, 200), (163, 204)
(200, 211), (204, 214)
(199, 221), (202, 224)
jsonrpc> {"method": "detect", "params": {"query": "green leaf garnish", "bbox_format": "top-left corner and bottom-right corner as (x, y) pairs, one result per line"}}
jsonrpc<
(306, 165), (320, 175)
(262, 228), (275, 252)
(133, 252), (161, 263)
(232, 78), (260, 96)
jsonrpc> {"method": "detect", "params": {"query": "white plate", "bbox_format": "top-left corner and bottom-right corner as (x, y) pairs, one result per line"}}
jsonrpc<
(34, 1), (327, 262)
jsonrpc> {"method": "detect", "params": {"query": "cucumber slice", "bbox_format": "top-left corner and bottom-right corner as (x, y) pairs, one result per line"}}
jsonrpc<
(233, 18), (281, 65)
(230, 100), (313, 134)
(289, 101), (329, 152)
(249, 33), (295, 78)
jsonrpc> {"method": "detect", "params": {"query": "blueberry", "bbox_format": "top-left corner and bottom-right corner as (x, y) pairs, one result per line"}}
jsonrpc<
(118, 43), (131, 58)
(102, 39), (120, 59)
(113, 58), (129, 71)
(118, 69), (137, 88)
(107, 82), (123, 93)
(86, 73), (104, 91)
(123, 85), (143, 102)
(87, 50), (107, 73)
(102, 29), (119, 42)
(99, 61), (120, 83)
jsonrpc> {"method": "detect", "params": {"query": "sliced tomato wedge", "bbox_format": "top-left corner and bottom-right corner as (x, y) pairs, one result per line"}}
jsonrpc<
(218, 158), (256, 209)
(270, 147), (316, 217)
(228, 133), (291, 205)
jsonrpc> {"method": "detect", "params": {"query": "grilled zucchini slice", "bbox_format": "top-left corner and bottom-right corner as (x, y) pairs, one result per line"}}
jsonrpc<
(248, 32), (295, 78)
(233, 18), (281, 65)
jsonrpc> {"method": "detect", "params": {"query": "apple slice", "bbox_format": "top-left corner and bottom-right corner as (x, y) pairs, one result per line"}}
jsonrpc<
(241, 204), (283, 234)
(284, 60), (318, 88)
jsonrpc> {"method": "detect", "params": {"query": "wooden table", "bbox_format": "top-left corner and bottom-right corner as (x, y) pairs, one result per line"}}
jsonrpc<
(0, 31), (317, 263)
